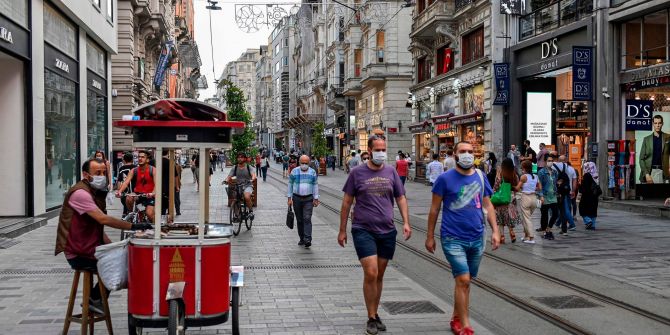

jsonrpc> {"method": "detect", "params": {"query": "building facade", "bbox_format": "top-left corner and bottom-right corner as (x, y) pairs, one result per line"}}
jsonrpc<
(216, 48), (261, 125)
(269, 16), (296, 151)
(0, 0), (117, 216)
(255, 45), (274, 147)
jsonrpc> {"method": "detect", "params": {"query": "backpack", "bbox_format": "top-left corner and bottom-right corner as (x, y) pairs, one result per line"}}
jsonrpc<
(232, 164), (252, 177)
(553, 164), (571, 196)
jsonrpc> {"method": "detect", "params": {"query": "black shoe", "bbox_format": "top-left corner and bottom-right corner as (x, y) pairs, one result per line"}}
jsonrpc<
(366, 318), (378, 335)
(304, 241), (311, 248)
(375, 314), (386, 331)
(535, 228), (543, 232)
(546, 232), (555, 240)
(248, 211), (255, 221)
(298, 240), (305, 246)
(176, 212), (182, 216)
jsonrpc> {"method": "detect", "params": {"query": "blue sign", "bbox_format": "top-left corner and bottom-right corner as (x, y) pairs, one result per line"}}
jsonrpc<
(153, 40), (173, 88)
(493, 63), (510, 105)
(625, 99), (653, 131)
(572, 46), (592, 101)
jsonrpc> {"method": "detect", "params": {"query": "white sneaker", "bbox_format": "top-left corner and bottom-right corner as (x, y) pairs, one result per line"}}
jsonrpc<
(523, 239), (536, 244)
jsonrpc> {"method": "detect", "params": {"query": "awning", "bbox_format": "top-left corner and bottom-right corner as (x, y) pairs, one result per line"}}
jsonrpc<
(449, 112), (483, 125)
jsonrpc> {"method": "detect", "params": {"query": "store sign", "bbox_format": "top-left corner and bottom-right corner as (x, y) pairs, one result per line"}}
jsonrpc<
(526, 92), (552, 151)
(0, 26), (13, 44)
(493, 63), (510, 105)
(625, 99), (653, 131)
(622, 64), (670, 83)
(45, 44), (78, 82)
(514, 26), (589, 78)
(357, 119), (366, 129)
(88, 70), (107, 95)
(572, 46), (592, 101)
(435, 123), (451, 133)
(541, 38), (559, 59)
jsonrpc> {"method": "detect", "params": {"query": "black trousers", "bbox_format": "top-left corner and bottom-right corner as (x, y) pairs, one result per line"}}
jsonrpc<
(67, 257), (109, 301)
(161, 190), (181, 215)
(292, 195), (314, 243)
(540, 203), (559, 231)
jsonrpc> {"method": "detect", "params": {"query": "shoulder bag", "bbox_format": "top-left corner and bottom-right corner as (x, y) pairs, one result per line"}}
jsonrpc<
(286, 205), (294, 229)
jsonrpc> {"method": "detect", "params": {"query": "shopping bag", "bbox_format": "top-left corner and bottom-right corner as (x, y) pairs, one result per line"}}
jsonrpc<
(491, 182), (512, 206)
(286, 206), (294, 229)
(95, 239), (129, 291)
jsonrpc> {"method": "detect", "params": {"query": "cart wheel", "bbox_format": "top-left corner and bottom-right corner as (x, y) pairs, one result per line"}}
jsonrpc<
(168, 300), (186, 335)
(231, 202), (242, 236)
(128, 314), (143, 335)
(231, 286), (240, 335)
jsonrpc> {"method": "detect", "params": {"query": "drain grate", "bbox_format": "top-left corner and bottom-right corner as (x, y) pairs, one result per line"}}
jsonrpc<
(0, 268), (72, 276)
(381, 301), (444, 315)
(532, 295), (600, 309)
(0, 238), (20, 249)
(246, 264), (362, 270)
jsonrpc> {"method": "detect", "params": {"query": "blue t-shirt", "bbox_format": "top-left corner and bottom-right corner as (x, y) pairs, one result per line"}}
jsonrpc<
(432, 169), (493, 241)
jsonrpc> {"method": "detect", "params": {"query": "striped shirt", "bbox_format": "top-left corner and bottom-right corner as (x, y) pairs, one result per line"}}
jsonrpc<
(287, 167), (319, 199)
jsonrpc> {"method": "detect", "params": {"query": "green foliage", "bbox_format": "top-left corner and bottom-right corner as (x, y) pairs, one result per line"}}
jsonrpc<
(311, 122), (329, 159)
(222, 80), (257, 164)
(275, 138), (283, 151)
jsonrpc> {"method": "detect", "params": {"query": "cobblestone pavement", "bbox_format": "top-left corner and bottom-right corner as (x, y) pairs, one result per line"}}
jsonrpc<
(0, 167), (494, 335)
(273, 162), (670, 299)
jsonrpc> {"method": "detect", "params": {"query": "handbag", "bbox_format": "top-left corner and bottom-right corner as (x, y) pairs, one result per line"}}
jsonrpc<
(286, 205), (294, 229)
(491, 181), (512, 206)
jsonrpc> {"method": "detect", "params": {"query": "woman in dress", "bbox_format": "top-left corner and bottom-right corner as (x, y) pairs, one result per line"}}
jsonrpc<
(578, 164), (600, 230)
(494, 158), (520, 243)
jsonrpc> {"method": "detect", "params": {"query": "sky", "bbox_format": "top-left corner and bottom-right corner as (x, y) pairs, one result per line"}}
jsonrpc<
(194, 0), (298, 100)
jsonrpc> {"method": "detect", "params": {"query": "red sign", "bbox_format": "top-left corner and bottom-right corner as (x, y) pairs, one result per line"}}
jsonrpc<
(387, 127), (398, 133)
(435, 123), (451, 132)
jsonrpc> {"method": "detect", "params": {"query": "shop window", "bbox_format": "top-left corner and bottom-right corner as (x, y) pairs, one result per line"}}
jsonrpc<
(87, 90), (107, 156)
(417, 57), (431, 83)
(1, 0), (29, 27)
(462, 27), (484, 66)
(621, 10), (669, 69)
(436, 45), (454, 76)
(376, 31), (385, 63)
(44, 4), (78, 60)
(45, 69), (78, 209)
(86, 40), (106, 77)
(354, 49), (362, 77)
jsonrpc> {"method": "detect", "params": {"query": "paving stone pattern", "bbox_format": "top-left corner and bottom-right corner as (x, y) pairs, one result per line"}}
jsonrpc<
(0, 167), (494, 335)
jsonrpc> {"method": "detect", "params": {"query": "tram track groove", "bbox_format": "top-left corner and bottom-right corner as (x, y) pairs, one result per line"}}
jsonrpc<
(266, 170), (670, 332)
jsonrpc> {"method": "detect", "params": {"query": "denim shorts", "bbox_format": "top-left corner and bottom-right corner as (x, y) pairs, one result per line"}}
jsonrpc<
(441, 235), (485, 278)
(352, 228), (397, 260)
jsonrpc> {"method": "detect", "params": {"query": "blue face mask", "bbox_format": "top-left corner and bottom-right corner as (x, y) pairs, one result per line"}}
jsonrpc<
(90, 175), (107, 190)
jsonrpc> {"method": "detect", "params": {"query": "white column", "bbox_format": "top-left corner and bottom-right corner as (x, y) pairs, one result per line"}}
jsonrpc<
(32, 0), (46, 215)
(79, 29), (88, 163)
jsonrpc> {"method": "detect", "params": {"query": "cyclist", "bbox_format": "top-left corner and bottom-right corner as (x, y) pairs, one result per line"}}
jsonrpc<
(116, 152), (136, 216)
(116, 150), (156, 223)
(226, 152), (257, 220)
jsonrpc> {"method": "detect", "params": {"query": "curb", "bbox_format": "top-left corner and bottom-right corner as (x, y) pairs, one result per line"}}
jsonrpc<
(599, 200), (669, 218)
(0, 209), (60, 239)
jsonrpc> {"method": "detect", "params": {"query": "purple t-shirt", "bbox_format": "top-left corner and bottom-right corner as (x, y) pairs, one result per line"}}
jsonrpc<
(342, 164), (405, 234)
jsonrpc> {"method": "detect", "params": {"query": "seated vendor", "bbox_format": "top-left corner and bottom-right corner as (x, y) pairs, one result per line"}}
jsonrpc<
(55, 158), (152, 313)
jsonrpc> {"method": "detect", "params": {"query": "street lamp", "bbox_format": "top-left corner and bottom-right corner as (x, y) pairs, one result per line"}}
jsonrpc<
(206, 1), (222, 10)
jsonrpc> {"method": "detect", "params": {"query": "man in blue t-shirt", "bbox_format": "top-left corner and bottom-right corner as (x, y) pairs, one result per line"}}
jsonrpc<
(425, 141), (500, 335)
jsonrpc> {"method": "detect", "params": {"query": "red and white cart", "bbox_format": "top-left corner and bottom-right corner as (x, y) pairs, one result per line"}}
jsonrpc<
(114, 99), (246, 335)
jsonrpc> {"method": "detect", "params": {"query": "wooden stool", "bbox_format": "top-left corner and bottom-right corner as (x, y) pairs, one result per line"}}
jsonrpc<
(62, 270), (113, 335)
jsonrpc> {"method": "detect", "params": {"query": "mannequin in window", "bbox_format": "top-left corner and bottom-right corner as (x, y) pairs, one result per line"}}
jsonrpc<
(558, 133), (570, 156)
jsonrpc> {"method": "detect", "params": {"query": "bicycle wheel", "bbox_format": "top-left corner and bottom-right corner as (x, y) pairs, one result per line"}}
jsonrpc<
(168, 300), (185, 335)
(245, 207), (253, 230)
(231, 202), (242, 236)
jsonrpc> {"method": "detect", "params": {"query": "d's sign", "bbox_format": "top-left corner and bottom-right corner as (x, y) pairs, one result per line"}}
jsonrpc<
(625, 99), (653, 131)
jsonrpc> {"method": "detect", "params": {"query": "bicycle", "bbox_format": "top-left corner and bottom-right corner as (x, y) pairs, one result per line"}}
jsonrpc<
(225, 181), (253, 236)
(120, 193), (154, 240)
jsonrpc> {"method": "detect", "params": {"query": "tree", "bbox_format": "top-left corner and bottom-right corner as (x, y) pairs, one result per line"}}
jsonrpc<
(222, 79), (256, 164)
(311, 122), (329, 159)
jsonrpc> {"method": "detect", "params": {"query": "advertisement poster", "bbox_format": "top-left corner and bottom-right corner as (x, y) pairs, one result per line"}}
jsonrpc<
(526, 92), (553, 151)
(462, 84), (484, 115)
(439, 94), (455, 115)
(635, 111), (670, 184)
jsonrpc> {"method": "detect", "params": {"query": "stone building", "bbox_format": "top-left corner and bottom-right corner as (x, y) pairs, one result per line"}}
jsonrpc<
(216, 49), (261, 125)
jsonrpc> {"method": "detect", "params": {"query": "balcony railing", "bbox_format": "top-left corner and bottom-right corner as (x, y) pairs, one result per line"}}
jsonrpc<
(610, 0), (632, 7)
(455, 0), (473, 12)
(519, 0), (592, 40)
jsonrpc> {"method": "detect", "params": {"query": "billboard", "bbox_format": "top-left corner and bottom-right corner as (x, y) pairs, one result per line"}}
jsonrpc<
(526, 92), (553, 151)
(635, 111), (670, 184)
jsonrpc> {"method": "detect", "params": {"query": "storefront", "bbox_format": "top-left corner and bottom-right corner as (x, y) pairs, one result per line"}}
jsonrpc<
(0, 0), (31, 216)
(86, 39), (108, 158)
(618, 7), (670, 198)
(508, 21), (594, 177)
(432, 114), (454, 160)
(450, 112), (486, 159)
(409, 121), (431, 182)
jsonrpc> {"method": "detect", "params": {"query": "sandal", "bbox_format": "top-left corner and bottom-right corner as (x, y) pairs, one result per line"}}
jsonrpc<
(509, 230), (517, 243)
(500, 236), (505, 244)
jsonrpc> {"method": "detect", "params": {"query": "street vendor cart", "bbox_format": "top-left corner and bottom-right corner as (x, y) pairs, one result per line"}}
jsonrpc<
(114, 99), (246, 335)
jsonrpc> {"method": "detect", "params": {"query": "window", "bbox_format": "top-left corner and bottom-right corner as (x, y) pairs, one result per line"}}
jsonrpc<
(275, 45), (280, 56)
(87, 90), (106, 157)
(275, 62), (280, 73)
(0, 0), (29, 27)
(354, 49), (362, 77)
(621, 10), (669, 69)
(376, 31), (385, 63)
(417, 57), (431, 82)
(44, 4), (78, 59)
(44, 69), (78, 209)
(282, 56), (288, 66)
(106, 0), (113, 20)
(86, 40), (106, 77)
(462, 27), (484, 65)
(283, 38), (289, 47)
(436, 45), (454, 75)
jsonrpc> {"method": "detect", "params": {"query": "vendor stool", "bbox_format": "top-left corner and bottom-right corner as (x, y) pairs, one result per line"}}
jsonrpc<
(62, 269), (113, 335)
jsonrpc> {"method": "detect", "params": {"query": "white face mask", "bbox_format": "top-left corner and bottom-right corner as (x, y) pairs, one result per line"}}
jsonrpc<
(362, 158), (369, 164)
(456, 153), (475, 169)
(371, 151), (387, 166)
(90, 175), (107, 190)
(300, 163), (309, 171)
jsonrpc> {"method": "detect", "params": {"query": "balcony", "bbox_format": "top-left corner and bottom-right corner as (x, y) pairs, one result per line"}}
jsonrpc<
(343, 77), (362, 96)
(519, 0), (592, 41)
(327, 85), (345, 111)
(411, 1), (454, 38)
(455, 0), (473, 12)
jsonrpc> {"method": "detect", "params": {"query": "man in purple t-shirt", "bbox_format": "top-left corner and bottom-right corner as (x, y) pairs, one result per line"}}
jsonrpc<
(425, 141), (500, 335)
(339, 133), (411, 335)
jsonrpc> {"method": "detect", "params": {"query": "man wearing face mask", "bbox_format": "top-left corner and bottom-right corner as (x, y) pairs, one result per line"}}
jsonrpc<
(287, 155), (320, 248)
(55, 159), (153, 313)
(425, 141), (500, 335)
(339, 132), (411, 335)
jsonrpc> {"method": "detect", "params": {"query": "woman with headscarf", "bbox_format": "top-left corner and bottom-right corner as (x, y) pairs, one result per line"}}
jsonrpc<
(579, 163), (601, 230)
(493, 158), (521, 243)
